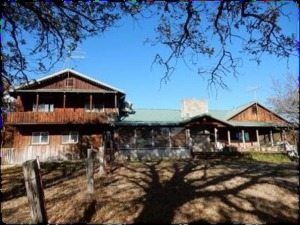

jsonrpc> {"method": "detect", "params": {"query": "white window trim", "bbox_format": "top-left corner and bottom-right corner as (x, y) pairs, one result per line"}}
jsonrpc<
(62, 131), (79, 144)
(32, 132), (49, 145)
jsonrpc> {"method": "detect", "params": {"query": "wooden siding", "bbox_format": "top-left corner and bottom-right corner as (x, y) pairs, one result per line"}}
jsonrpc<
(6, 108), (118, 124)
(23, 73), (113, 91)
(13, 126), (104, 153)
(230, 104), (287, 124)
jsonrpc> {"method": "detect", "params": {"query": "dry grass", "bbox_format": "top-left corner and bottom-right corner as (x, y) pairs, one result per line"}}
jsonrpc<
(1, 159), (299, 224)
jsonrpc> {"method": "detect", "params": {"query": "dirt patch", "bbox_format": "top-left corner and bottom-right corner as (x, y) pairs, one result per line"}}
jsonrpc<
(1, 159), (298, 223)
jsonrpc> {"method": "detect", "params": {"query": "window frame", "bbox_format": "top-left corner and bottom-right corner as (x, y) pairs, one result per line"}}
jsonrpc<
(61, 131), (79, 144)
(32, 132), (49, 145)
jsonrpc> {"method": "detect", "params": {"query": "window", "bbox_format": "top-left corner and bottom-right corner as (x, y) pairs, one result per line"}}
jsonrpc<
(84, 103), (104, 112)
(235, 131), (250, 142)
(66, 78), (74, 88)
(32, 132), (49, 145)
(32, 104), (54, 112)
(62, 131), (79, 144)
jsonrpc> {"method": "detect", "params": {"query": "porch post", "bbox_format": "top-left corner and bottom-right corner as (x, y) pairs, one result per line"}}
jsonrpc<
(242, 129), (245, 149)
(151, 129), (154, 148)
(35, 93), (39, 112)
(89, 94), (93, 111)
(227, 130), (231, 145)
(283, 129), (286, 142)
(214, 128), (218, 149)
(169, 128), (172, 148)
(256, 129), (260, 147)
(186, 129), (191, 150)
(270, 129), (274, 147)
(63, 93), (66, 108)
(134, 128), (137, 149)
(114, 93), (117, 108)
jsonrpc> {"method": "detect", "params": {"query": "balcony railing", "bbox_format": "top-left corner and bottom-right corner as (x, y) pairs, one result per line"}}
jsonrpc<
(6, 108), (118, 124)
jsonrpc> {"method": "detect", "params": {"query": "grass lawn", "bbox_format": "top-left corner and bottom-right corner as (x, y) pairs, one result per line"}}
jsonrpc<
(1, 157), (298, 223)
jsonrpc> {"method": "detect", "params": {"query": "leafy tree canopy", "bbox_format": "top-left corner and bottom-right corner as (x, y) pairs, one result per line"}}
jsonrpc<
(1, 0), (298, 89)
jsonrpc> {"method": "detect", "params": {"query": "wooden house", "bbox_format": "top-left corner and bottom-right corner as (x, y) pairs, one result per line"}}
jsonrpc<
(3, 69), (292, 163)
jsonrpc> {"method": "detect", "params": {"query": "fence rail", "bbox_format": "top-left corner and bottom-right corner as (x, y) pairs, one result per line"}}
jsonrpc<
(1, 146), (80, 165)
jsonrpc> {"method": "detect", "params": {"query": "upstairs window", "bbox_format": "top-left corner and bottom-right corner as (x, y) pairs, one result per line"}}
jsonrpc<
(33, 104), (54, 112)
(32, 132), (49, 145)
(84, 103), (105, 112)
(62, 131), (79, 144)
(66, 78), (74, 88)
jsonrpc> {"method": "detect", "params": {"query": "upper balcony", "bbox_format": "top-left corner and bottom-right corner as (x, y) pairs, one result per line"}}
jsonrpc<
(6, 108), (118, 125)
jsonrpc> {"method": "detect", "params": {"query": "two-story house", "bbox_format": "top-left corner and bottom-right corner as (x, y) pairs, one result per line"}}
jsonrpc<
(3, 69), (293, 163)
(5, 69), (125, 161)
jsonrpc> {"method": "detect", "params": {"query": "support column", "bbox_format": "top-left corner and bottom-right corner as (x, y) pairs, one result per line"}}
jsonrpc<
(169, 128), (172, 148)
(227, 130), (231, 145)
(35, 93), (39, 112)
(151, 129), (154, 148)
(134, 128), (137, 149)
(89, 94), (93, 111)
(270, 129), (274, 147)
(256, 129), (260, 148)
(63, 93), (66, 109)
(114, 93), (117, 108)
(186, 129), (191, 150)
(242, 129), (245, 149)
(214, 128), (218, 149)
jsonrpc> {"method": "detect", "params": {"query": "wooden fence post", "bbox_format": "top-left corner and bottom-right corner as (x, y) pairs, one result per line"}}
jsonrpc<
(87, 148), (94, 194)
(22, 159), (47, 223)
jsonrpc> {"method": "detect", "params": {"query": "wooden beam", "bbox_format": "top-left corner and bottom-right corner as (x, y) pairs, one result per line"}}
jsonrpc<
(227, 130), (231, 145)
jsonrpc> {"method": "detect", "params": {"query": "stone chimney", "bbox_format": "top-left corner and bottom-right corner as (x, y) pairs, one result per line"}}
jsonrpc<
(181, 99), (208, 119)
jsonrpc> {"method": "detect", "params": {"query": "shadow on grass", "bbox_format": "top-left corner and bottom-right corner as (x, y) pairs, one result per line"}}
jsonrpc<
(95, 159), (298, 224)
(1, 160), (86, 202)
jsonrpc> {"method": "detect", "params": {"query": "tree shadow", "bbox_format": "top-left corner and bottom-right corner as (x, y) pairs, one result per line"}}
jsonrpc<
(121, 159), (298, 223)
(1, 160), (86, 201)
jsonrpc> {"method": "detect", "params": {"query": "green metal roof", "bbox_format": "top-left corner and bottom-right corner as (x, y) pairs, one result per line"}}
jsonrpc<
(118, 109), (182, 125)
(117, 102), (288, 128)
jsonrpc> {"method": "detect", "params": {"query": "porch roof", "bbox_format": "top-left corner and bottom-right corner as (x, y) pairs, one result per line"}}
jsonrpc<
(117, 107), (288, 128)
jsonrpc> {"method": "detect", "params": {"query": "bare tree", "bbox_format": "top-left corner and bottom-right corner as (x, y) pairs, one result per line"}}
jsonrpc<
(1, 1), (297, 88)
(267, 73), (299, 126)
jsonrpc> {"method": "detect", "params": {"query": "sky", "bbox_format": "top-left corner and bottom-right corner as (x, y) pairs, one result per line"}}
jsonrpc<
(21, 1), (299, 111)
